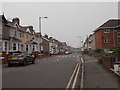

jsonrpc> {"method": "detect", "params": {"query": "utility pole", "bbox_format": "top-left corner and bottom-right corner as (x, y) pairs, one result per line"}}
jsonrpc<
(39, 17), (47, 53)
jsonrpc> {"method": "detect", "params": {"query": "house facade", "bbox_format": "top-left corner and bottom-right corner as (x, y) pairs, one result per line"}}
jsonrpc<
(87, 34), (96, 51)
(2, 15), (10, 53)
(1, 14), (69, 60)
(42, 34), (50, 55)
(94, 19), (120, 50)
(9, 18), (24, 52)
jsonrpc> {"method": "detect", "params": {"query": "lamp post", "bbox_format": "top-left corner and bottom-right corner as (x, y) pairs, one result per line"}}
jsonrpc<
(39, 17), (48, 53)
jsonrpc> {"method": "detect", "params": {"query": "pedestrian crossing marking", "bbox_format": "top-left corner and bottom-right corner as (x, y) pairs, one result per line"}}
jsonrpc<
(56, 55), (79, 58)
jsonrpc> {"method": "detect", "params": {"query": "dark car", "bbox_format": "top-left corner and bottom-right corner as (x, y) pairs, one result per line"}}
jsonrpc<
(7, 51), (35, 67)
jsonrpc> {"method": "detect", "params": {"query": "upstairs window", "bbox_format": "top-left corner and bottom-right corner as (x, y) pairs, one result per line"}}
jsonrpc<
(14, 30), (16, 37)
(104, 38), (110, 43)
(104, 29), (109, 33)
(5, 42), (8, 51)
(20, 32), (22, 37)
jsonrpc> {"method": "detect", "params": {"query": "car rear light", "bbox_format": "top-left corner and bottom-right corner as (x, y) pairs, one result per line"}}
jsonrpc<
(20, 61), (23, 63)
(18, 54), (25, 57)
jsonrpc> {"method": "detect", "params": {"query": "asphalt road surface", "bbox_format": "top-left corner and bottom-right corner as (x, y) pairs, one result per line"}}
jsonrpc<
(2, 53), (80, 88)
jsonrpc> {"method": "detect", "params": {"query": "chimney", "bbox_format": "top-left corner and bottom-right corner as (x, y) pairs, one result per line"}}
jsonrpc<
(44, 34), (48, 39)
(49, 37), (52, 40)
(29, 26), (33, 30)
(12, 17), (20, 25)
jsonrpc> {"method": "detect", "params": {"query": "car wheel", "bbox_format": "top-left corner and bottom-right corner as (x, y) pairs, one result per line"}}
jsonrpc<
(32, 60), (35, 64)
(8, 63), (12, 67)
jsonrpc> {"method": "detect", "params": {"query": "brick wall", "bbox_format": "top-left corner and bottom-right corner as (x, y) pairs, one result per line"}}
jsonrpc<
(95, 29), (117, 49)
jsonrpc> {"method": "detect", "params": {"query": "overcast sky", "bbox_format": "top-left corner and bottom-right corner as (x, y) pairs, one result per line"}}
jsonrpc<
(2, 2), (118, 48)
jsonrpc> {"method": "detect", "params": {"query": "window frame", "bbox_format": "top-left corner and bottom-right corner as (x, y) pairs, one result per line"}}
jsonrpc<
(104, 38), (110, 43)
(104, 29), (110, 33)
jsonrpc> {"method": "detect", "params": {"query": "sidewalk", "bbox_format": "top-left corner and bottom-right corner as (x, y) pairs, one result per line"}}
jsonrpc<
(82, 54), (119, 88)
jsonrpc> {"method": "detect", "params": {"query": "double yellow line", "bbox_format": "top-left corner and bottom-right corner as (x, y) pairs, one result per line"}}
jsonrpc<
(66, 63), (81, 90)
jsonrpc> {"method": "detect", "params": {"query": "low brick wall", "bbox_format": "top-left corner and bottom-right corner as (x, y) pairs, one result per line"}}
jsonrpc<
(98, 56), (117, 69)
(2, 52), (8, 64)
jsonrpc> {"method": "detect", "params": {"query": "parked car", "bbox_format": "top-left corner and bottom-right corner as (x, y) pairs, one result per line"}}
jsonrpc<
(65, 51), (72, 55)
(7, 51), (35, 67)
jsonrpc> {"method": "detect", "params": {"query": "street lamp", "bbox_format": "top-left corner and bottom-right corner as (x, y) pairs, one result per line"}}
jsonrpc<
(39, 17), (48, 53)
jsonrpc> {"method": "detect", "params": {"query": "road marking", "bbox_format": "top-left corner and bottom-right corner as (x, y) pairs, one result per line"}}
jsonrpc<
(57, 59), (59, 61)
(84, 60), (97, 63)
(72, 63), (80, 89)
(66, 63), (79, 89)
(80, 58), (84, 88)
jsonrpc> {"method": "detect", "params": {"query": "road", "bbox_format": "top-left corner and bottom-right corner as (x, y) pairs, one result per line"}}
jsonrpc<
(2, 53), (80, 88)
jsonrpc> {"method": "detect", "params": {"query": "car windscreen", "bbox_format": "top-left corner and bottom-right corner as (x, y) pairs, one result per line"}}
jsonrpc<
(10, 52), (22, 56)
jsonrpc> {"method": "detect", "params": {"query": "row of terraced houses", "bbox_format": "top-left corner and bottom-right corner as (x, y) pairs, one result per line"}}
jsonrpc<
(0, 14), (70, 60)
(81, 19), (120, 53)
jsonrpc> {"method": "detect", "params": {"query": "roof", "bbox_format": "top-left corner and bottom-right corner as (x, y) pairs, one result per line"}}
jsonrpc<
(94, 19), (120, 32)
(26, 41), (38, 44)
(11, 37), (22, 42)
(42, 36), (49, 42)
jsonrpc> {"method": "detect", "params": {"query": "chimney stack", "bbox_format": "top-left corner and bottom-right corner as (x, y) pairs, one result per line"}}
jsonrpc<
(44, 34), (48, 39)
(12, 17), (20, 25)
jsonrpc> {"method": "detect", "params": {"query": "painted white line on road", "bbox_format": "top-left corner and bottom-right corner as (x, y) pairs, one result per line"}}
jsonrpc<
(81, 58), (84, 62)
(57, 59), (59, 61)
(66, 63), (79, 89)
(72, 63), (80, 89)
(84, 60), (97, 63)
(80, 57), (84, 88)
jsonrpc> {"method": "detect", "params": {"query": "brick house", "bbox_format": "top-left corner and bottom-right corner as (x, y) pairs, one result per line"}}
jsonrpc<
(94, 19), (120, 51)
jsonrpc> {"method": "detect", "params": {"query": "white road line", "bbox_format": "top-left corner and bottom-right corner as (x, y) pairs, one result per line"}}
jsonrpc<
(72, 63), (80, 89)
(84, 60), (97, 63)
(66, 63), (79, 89)
(57, 59), (59, 61)
(80, 57), (84, 88)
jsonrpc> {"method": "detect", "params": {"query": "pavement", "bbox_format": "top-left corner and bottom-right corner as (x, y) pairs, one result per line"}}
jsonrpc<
(2, 53), (80, 88)
(82, 54), (120, 88)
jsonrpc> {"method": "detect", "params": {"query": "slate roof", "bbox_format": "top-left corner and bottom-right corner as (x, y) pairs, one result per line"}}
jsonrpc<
(94, 19), (120, 32)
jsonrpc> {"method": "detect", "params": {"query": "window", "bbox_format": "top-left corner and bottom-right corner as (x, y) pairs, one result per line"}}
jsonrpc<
(14, 30), (16, 37)
(104, 38), (110, 43)
(26, 45), (28, 51)
(20, 32), (22, 37)
(5, 42), (7, 51)
(33, 45), (35, 51)
(18, 44), (20, 51)
(13, 43), (16, 51)
(104, 29), (109, 33)
(118, 32), (120, 37)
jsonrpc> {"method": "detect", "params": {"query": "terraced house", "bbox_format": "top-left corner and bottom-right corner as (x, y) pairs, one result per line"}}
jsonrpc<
(1, 14), (69, 60)
(22, 26), (40, 52)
